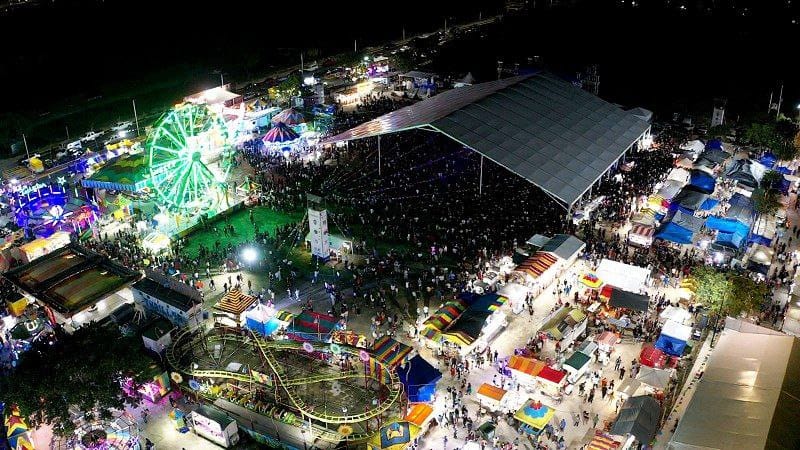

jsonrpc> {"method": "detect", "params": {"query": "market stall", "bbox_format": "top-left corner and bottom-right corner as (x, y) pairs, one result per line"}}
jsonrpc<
(595, 259), (651, 294)
(397, 355), (441, 403)
(405, 403), (435, 435)
(476, 383), (509, 412)
(514, 399), (556, 437)
(563, 351), (592, 384)
(635, 366), (673, 392)
(596, 331), (619, 354)
(658, 306), (692, 325)
(507, 355), (545, 386)
(537, 366), (567, 396)
(627, 224), (655, 247)
(609, 395), (662, 448)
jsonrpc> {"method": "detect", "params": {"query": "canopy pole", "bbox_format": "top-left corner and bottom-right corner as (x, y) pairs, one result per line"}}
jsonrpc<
(377, 135), (381, 177)
(479, 155), (484, 195)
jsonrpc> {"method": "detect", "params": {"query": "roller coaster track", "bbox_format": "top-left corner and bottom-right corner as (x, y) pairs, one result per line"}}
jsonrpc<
(166, 327), (404, 437)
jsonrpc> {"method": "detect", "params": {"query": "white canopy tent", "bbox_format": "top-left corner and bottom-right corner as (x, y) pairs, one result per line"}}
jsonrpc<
(595, 259), (651, 294)
(661, 320), (692, 342)
(659, 306), (692, 325)
(666, 167), (690, 184)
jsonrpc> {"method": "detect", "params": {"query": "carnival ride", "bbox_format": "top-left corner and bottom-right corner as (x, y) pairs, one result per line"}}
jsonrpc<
(12, 182), (97, 238)
(146, 103), (233, 211)
(167, 326), (404, 443)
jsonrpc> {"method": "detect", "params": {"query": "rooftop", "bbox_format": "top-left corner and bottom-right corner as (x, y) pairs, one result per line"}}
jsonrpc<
(322, 72), (651, 207)
(132, 277), (198, 313)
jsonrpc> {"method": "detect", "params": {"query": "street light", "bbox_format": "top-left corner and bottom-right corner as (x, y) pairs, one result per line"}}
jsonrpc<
(241, 247), (258, 264)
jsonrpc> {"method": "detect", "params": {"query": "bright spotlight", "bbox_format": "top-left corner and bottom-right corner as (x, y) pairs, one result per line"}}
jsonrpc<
(242, 247), (258, 263)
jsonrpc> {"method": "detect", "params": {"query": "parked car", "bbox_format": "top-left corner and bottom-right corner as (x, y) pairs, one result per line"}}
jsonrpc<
(81, 131), (103, 142)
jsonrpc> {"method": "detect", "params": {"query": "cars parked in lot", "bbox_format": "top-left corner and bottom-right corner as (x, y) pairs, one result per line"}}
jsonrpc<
(81, 131), (103, 142)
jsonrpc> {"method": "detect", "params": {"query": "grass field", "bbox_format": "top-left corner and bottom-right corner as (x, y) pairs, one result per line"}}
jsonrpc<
(182, 206), (304, 259)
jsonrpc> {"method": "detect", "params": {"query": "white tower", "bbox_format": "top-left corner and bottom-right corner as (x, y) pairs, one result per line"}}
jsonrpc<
(711, 98), (726, 127)
(307, 194), (330, 260)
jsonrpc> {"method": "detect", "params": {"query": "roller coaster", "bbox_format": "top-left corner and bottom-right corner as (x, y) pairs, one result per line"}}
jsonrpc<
(166, 325), (404, 443)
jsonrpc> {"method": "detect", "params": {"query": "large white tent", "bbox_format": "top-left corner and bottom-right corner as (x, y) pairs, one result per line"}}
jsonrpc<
(668, 329), (800, 449)
(595, 259), (651, 294)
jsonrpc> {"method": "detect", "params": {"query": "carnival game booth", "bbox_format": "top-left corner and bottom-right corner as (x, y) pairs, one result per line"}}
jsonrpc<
(514, 399), (556, 438)
(563, 350), (592, 384)
(397, 354), (442, 403)
(367, 421), (420, 450)
(515, 251), (559, 291)
(603, 287), (650, 315)
(245, 306), (292, 337)
(540, 306), (588, 347)
(639, 344), (677, 369)
(285, 310), (336, 342)
(538, 366), (567, 396)
(440, 293), (508, 355)
(476, 383), (512, 413)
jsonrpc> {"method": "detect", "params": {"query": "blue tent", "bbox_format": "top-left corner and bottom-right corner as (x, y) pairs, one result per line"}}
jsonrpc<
(715, 229), (749, 250)
(655, 334), (687, 357)
(654, 222), (694, 244)
(776, 166), (794, 175)
(700, 198), (719, 211)
(725, 193), (755, 227)
(759, 152), (778, 168)
(705, 139), (723, 151)
(749, 233), (772, 247)
(705, 216), (751, 234)
(397, 355), (442, 403)
(689, 170), (716, 194)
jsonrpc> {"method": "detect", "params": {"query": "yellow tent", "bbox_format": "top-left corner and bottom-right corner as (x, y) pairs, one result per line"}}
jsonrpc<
(367, 421), (420, 450)
(8, 298), (28, 317)
(514, 399), (556, 431)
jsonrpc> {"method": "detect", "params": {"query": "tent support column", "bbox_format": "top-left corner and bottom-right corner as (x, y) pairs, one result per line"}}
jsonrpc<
(479, 155), (484, 195)
(377, 135), (381, 177)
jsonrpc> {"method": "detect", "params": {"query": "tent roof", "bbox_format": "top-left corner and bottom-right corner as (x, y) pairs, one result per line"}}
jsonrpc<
(661, 320), (692, 341)
(596, 259), (651, 294)
(635, 366), (672, 390)
(610, 395), (661, 443)
(526, 233), (551, 247)
(540, 234), (585, 260)
(669, 210), (705, 234)
(669, 331), (800, 450)
(321, 72), (650, 207)
(398, 354), (442, 387)
(608, 288), (650, 312)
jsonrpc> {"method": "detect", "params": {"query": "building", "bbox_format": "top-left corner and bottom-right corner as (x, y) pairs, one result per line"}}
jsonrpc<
(131, 275), (204, 328)
(2, 243), (141, 331)
(140, 318), (174, 354)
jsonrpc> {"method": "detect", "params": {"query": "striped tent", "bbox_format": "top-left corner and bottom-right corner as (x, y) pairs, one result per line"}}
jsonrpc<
(630, 224), (655, 239)
(423, 299), (467, 331)
(508, 355), (545, 377)
(271, 107), (306, 125)
(213, 289), (256, 316)
(371, 336), (412, 367)
(516, 252), (558, 278)
(631, 209), (656, 226)
(588, 431), (621, 450)
(262, 122), (300, 144)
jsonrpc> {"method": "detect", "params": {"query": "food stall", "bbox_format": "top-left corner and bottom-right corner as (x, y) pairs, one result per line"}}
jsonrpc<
(190, 405), (240, 448)
(405, 403), (435, 438)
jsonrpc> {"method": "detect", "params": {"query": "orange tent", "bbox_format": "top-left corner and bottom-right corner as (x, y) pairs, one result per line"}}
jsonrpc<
(405, 403), (434, 428)
(477, 383), (507, 402)
(508, 355), (545, 377)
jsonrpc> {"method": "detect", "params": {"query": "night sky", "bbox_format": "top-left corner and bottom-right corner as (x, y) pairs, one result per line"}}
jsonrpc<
(1, 0), (798, 117)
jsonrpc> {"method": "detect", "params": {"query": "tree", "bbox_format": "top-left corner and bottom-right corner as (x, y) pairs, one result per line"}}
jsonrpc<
(744, 122), (777, 150)
(691, 266), (729, 314)
(0, 322), (156, 436)
(727, 275), (769, 317)
(691, 267), (767, 318)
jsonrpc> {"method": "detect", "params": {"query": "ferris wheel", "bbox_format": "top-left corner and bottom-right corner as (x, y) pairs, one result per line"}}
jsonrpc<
(147, 103), (231, 210)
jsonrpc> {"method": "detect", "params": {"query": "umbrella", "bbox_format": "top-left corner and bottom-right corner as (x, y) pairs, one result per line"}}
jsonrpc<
(271, 107), (305, 125)
(262, 122), (299, 144)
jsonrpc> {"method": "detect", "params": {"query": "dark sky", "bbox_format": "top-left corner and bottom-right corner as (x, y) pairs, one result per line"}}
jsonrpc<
(1, 0), (798, 117)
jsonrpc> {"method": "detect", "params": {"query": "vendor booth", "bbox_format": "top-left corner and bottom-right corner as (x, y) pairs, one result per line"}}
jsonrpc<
(476, 383), (511, 412)
(628, 224), (655, 247)
(635, 366), (672, 392)
(596, 331), (619, 354)
(508, 355), (545, 385)
(540, 307), (588, 347)
(537, 366), (567, 396)
(655, 320), (692, 357)
(609, 395), (661, 449)
(244, 305), (290, 337)
(514, 399), (556, 437)
(658, 306), (692, 326)
(606, 287), (650, 313)
(212, 289), (256, 327)
(563, 351), (592, 384)
(372, 335), (413, 368)
(405, 403), (435, 436)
